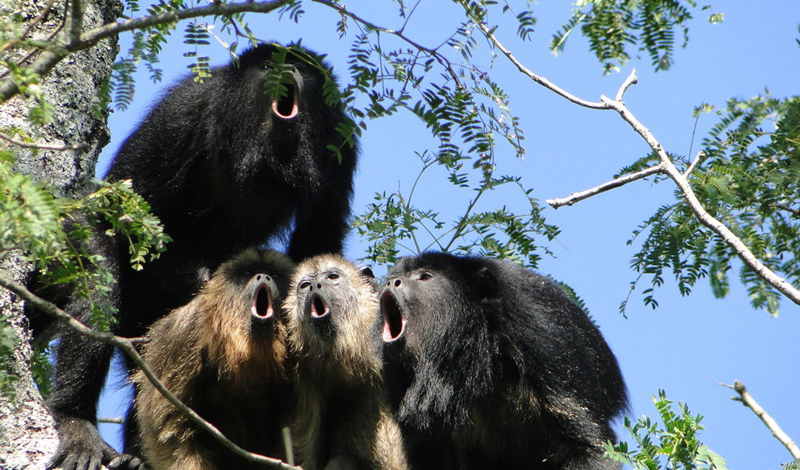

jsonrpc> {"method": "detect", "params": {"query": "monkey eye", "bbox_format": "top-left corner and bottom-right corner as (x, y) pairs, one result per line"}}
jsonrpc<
(298, 280), (311, 290)
(327, 273), (340, 281)
(260, 62), (271, 71)
(419, 272), (433, 281)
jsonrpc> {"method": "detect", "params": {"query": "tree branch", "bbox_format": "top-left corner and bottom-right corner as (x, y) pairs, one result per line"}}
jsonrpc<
(470, 18), (800, 308)
(547, 163), (665, 208)
(0, 132), (88, 151)
(0, 0), (295, 102)
(0, 273), (301, 470)
(723, 381), (800, 461)
(599, 95), (800, 306)
(474, 20), (610, 110)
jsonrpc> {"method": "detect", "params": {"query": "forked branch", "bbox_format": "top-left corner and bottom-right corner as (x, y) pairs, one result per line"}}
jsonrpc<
(472, 18), (800, 307)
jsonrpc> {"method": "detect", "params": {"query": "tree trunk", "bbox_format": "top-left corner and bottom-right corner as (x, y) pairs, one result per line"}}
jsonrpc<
(0, 0), (120, 467)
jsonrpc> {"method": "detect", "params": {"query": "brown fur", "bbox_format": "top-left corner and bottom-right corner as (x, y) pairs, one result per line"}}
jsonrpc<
(285, 254), (408, 470)
(132, 248), (295, 470)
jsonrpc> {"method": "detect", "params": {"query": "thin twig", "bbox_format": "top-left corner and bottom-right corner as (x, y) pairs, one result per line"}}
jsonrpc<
(0, 0), (295, 102)
(474, 20), (609, 110)
(547, 163), (665, 208)
(0, 132), (88, 151)
(0, 273), (301, 470)
(684, 151), (707, 176)
(723, 381), (800, 461)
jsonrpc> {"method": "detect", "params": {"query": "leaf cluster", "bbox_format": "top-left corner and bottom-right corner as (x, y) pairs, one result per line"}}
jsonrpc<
(551, 0), (721, 75)
(0, 151), (170, 330)
(605, 390), (728, 470)
(626, 95), (800, 315)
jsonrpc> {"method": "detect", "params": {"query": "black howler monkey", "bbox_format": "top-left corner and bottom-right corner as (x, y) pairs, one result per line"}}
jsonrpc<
(132, 248), (295, 470)
(380, 252), (628, 470)
(44, 42), (357, 470)
(285, 254), (408, 470)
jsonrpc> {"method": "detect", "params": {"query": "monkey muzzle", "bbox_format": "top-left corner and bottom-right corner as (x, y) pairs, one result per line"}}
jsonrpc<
(271, 67), (301, 120)
(251, 277), (276, 322)
(380, 290), (406, 342)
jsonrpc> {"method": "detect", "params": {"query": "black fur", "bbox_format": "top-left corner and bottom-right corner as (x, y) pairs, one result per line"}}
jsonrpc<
(379, 252), (628, 470)
(44, 42), (357, 470)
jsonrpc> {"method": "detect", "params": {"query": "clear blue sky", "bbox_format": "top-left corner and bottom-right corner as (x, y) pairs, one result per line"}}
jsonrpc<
(97, 2), (800, 468)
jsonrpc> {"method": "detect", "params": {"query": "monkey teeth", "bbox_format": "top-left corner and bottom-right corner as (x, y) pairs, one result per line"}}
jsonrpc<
(380, 291), (406, 342)
(251, 283), (274, 319)
(310, 293), (330, 319)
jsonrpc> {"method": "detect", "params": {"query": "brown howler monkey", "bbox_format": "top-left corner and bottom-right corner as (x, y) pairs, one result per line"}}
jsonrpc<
(285, 254), (408, 470)
(132, 248), (295, 470)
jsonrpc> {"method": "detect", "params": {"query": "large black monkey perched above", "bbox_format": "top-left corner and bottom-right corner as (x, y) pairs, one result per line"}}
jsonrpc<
(380, 252), (628, 470)
(44, 42), (357, 470)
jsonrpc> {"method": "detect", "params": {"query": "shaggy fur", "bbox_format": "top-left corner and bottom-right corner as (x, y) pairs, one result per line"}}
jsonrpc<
(132, 249), (295, 470)
(285, 254), (408, 470)
(380, 252), (628, 470)
(43, 41), (357, 470)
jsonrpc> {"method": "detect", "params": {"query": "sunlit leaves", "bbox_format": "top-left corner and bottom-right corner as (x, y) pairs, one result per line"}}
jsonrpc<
(627, 95), (800, 315)
(551, 0), (706, 74)
(605, 391), (729, 470)
(0, 152), (170, 330)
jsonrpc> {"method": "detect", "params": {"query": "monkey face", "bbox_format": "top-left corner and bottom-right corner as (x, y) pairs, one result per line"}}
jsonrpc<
(286, 254), (379, 363)
(210, 249), (295, 338)
(380, 252), (499, 428)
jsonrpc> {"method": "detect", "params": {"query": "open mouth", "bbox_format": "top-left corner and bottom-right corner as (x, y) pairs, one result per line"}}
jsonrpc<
(380, 290), (406, 342)
(309, 293), (330, 319)
(271, 79), (299, 119)
(251, 282), (274, 320)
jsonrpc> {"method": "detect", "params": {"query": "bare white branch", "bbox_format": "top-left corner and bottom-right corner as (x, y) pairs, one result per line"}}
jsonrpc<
(547, 163), (665, 208)
(474, 18), (800, 308)
(474, 21), (609, 110)
(684, 151), (707, 176)
(723, 381), (800, 461)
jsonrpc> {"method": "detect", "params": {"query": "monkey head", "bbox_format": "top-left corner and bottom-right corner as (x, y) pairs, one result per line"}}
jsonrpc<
(285, 254), (380, 380)
(191, 249), (296, 370)
(380, 252), (498, 430)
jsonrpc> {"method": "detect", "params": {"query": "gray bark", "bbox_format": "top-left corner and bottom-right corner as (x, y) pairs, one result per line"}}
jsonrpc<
(0, 0), (120, 467)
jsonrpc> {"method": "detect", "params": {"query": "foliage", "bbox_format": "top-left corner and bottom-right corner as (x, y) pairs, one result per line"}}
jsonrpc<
(551, 0), (722, 75)
(0, 150), (170, 330)
(605, 391), (729, 470)
(625, 96), (800, 315)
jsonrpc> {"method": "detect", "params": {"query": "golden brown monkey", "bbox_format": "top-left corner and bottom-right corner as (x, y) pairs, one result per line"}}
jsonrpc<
(285, 254), (408, 470)
(132, 248), (295, 470)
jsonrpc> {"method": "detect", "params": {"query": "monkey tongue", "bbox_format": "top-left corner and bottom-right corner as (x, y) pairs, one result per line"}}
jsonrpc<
(380, 291), (406, 342)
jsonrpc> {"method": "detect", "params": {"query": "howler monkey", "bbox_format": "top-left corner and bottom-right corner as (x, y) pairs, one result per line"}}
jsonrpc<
(44, 42), (357, 470)
(132, 248), (295, 470)
(285, 254), (408, 470)
(380, 252), (628, 470)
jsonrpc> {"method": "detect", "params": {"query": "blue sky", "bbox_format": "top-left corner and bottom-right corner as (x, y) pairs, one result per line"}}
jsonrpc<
(97, 2), (800, 468)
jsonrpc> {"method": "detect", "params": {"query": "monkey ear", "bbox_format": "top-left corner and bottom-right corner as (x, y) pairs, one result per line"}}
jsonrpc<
(474, 266), (499, 301)
(359, 266), (375, 279)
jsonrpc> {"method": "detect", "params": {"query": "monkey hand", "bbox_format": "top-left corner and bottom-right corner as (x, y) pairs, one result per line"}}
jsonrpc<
(47, 419), (146, 470)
